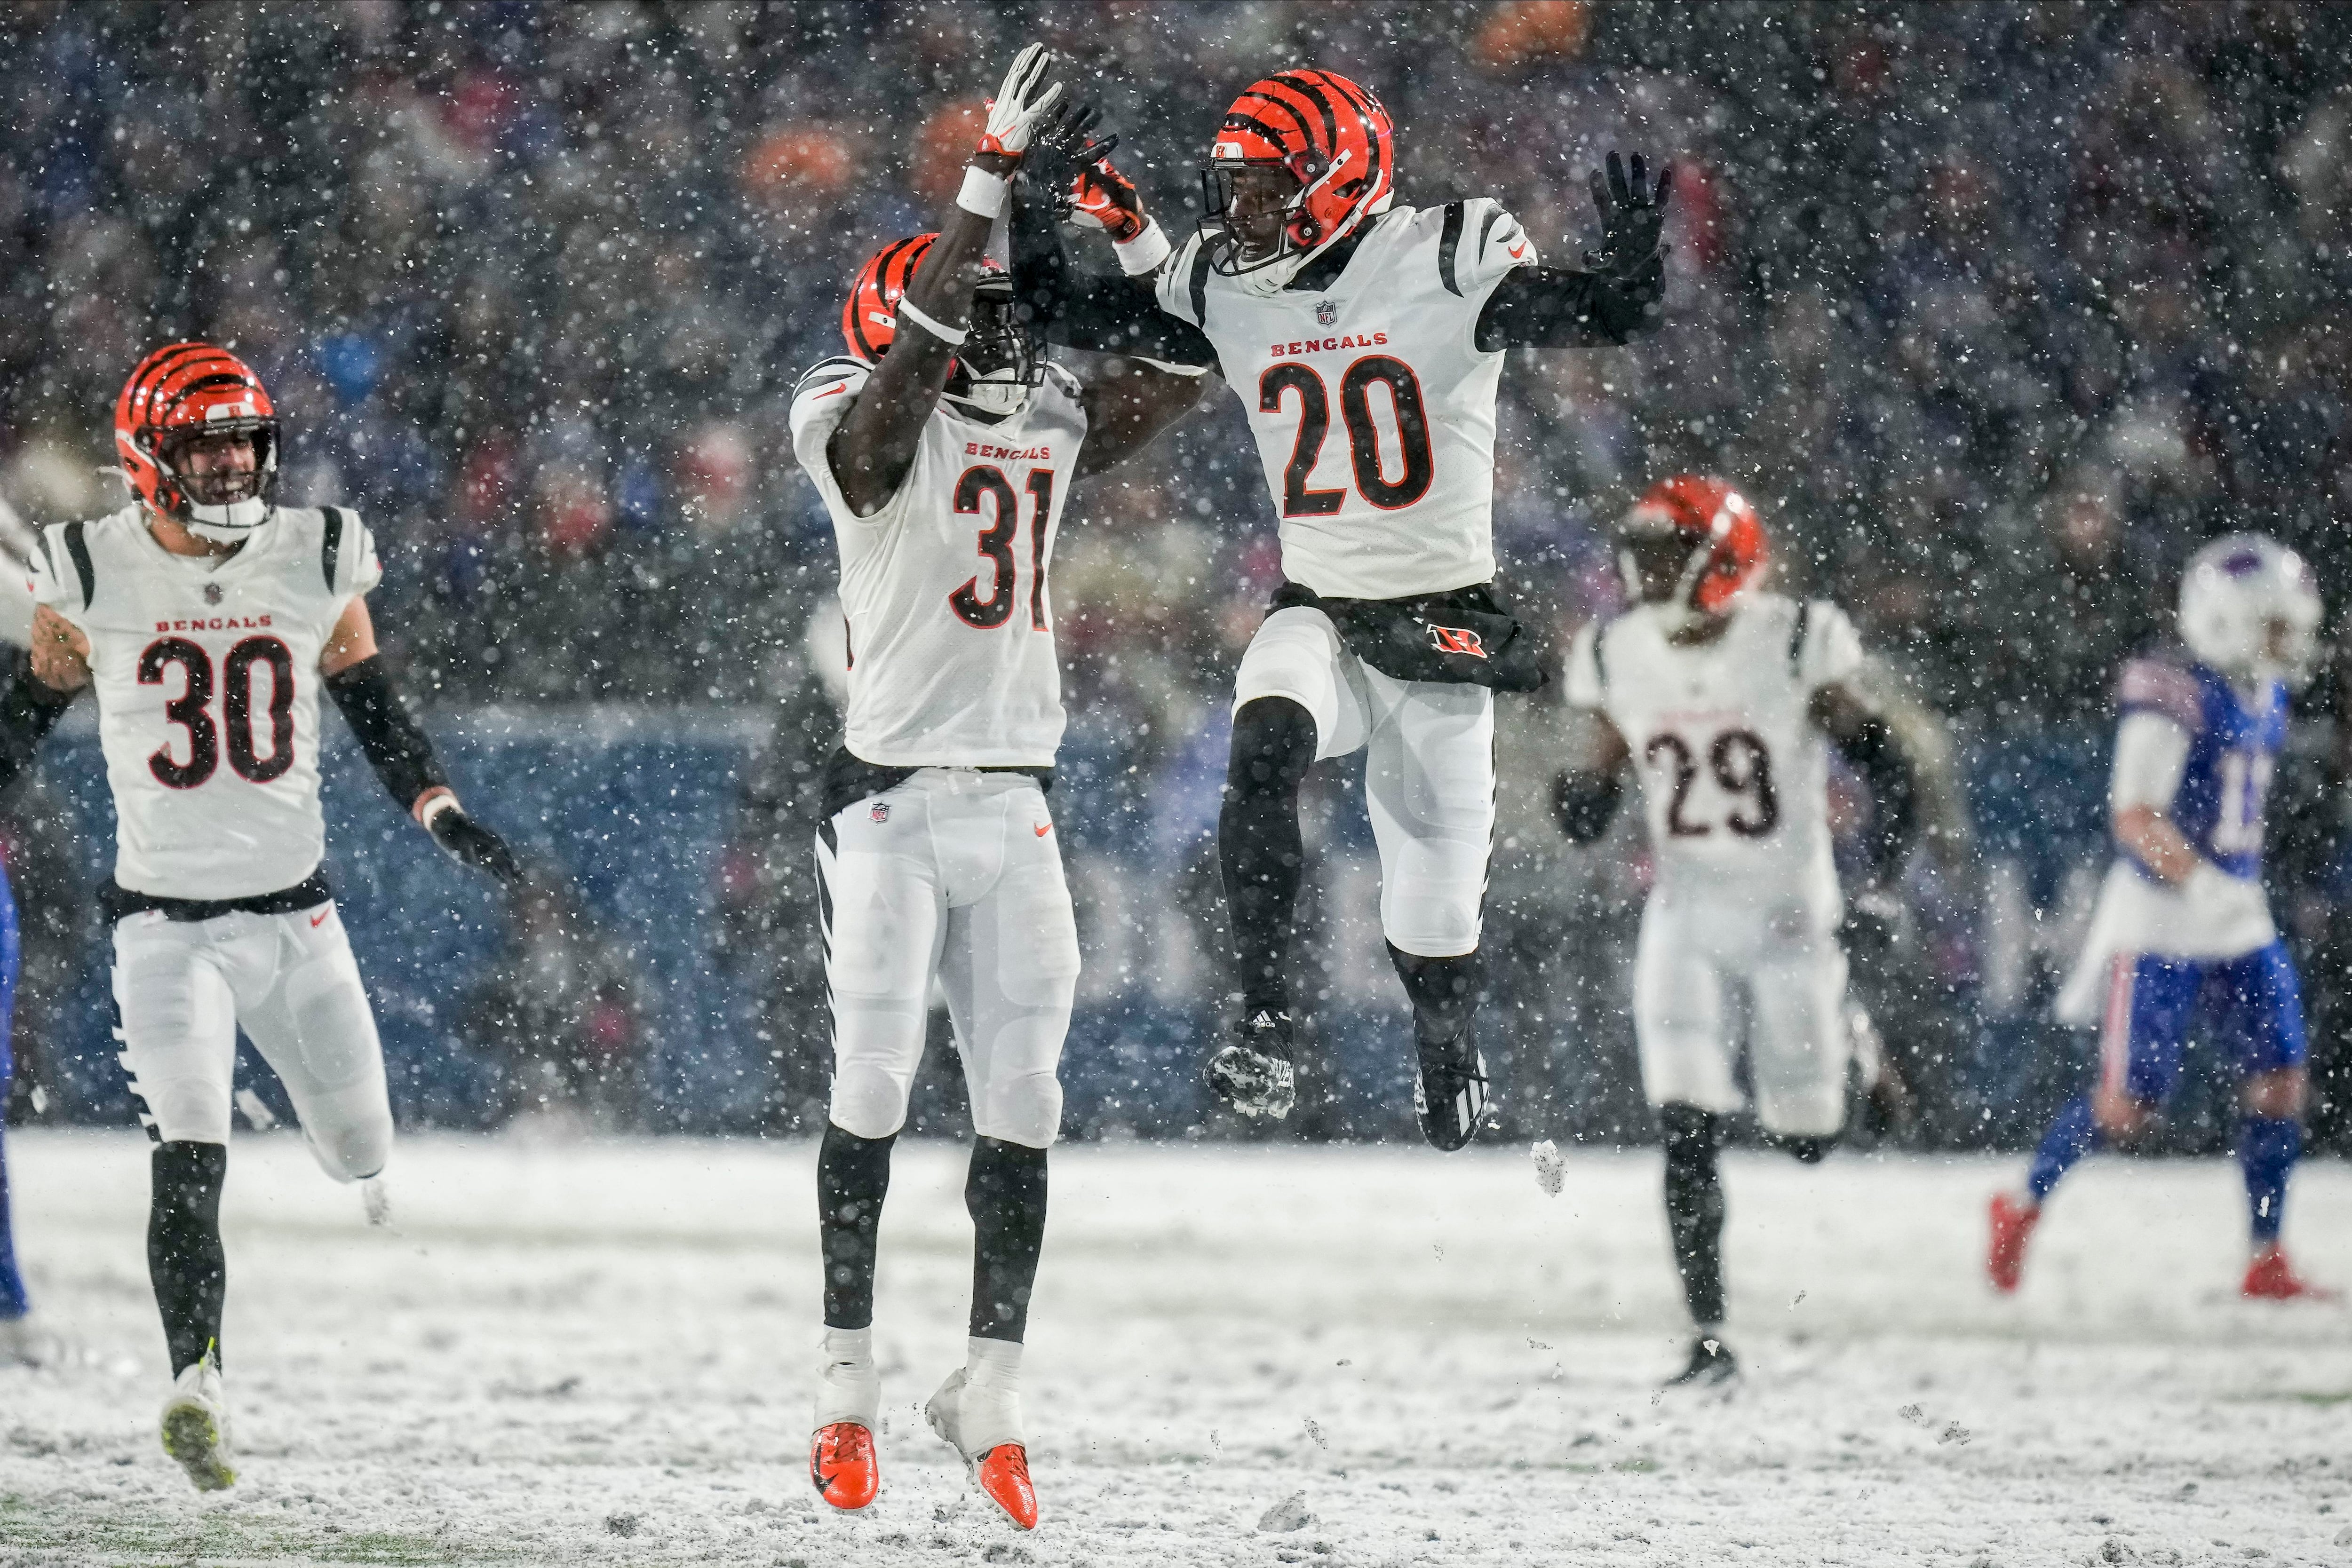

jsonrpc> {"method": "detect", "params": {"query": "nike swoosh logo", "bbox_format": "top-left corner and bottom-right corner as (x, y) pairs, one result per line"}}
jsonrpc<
(1507, 242), (1529, 260)
(815, 383), (849, 400)
(1034, 823), (1053, 837)
(310, 910), (330, 927)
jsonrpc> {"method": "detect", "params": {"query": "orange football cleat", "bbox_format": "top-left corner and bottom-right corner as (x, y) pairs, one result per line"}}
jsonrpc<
(1986, 1192), (2040, 1293)
(2242, 1248), (2340, 1302)
(810, 1421), (879, 1511)
(972, 1442), (1038, 1530)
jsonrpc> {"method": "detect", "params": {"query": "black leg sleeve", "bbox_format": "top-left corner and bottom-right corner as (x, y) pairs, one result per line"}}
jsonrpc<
(1389, 943), (1486, 1043)
(817, 1123), (895, 1330)
(966, 1137), (1049, 1343)
(1660, 1103), (1727, 1329)
(150, 1141), (229, 1376)
(1218, 697), (1318, 1018)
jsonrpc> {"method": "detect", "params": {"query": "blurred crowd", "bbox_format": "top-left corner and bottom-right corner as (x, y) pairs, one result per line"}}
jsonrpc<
(4, 2), (2352, 1143)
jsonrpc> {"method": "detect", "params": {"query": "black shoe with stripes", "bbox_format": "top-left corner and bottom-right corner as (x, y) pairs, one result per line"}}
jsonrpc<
(1207, 1009), (1295, 1119)
(1411, 1008), (1489, 1152)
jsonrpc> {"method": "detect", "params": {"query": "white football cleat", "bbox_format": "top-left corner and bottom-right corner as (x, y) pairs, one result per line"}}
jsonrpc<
(361, 1177), (392, 1228)
(926, 1362), (1036, 1529)
(159, 1354), (236, 1491)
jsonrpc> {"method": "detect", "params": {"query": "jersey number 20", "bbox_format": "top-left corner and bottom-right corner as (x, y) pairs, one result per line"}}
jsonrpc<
(138, 635), (297, 789)
(1260, 356), (1435, 515)
(948, 466), (1053, 631)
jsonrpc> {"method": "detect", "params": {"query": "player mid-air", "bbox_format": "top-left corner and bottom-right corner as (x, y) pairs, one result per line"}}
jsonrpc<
(1553, 477), (1922, 1383)
(789, 48), (1206, 1530)
(0, 343), (521, 1488)
(1012, 71), (1671, 1148)
(1990, 535), (2333, 1301)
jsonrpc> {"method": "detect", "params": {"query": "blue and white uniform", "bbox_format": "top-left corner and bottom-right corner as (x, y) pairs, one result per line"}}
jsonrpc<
(2053, 641), (2304, 1103)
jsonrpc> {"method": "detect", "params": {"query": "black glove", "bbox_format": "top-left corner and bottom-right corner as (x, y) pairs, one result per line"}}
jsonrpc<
(1024, 97), (1119, 220)
(1582, 150), (1674, 280)
(428, 804), (522, 884)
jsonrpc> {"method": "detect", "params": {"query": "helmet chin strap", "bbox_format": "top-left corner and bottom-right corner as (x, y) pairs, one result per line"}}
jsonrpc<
(943, 380), (1032, 419)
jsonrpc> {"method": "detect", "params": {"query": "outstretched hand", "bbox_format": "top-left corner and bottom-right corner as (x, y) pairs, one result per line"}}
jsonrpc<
(1583, 150), (1674, 279)
(977, 43), (1065, 159)
(428, 806), (523, 885)
(1025, 99), (1120, 204)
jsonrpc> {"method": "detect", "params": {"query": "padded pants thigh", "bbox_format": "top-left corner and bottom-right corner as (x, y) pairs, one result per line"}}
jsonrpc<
(1363, 673), (1494, 958)
(1745, 939), (1850, 1138)
(1632, 906), (1741, 1116)
(237, 904), (393, 1183)
(817, 802), (946, 1142)
(938, 822), (1078, 1150)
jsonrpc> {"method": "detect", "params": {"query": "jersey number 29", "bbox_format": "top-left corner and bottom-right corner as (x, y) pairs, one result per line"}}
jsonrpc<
(948, 466), (1053, 632)
(139, 635), (297, 789)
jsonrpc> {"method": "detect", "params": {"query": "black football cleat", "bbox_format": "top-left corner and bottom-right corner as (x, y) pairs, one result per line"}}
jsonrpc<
(1410, 1010), (1489, 1152)
(1208, 1009), (1295, 1118)
(1665, 1334), (1739, 1388)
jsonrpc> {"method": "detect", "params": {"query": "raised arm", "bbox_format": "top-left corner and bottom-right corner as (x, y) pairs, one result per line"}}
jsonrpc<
(1810, 681), (1920, 885)
(829, 46), (1064, 516)
(1477, 152), (1672, 352)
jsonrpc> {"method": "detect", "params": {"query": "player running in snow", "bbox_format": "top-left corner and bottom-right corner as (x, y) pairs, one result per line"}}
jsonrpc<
(1556, 478), (1924, 1384)
(0, 342), (521, 1488)
(789, 48), (1206, 1531)
(1989, 534), (2333, 1302)
(1010, 70), (1671, 1149)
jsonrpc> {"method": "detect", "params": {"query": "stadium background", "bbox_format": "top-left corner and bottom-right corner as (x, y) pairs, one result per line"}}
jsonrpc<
(1, 0), (2349, 1154)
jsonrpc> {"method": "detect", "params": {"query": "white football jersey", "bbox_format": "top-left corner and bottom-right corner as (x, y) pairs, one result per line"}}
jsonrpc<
(30, 504), (382, 900)
(790, 358), (1089, 768)
(1158, 199), (1534, 600)
(1566, 593), (1865, 922)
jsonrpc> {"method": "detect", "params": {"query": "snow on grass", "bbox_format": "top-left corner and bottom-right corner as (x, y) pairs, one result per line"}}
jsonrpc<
(3, 1129), (2348, 1566)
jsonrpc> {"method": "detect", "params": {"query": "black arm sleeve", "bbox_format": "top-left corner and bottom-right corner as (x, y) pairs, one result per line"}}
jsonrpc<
(1009, 176), (1219, 371)
(325, 654), (451, 809)
(1476, 265), (1662, 352)
(1836, 715), (1919, 881)
(0, 645), (74, 795)
(1552, 767), (1625, 845)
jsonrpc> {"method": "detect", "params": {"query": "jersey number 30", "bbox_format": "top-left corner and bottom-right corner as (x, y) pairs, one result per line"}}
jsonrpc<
(948, 466), (1053, 631)
(1260, 356), (1435, 515)
(139, 635), (297, 789)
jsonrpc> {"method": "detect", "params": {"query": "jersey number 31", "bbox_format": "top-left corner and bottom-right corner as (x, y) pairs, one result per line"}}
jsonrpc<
(949, 466), (1053, 632)
(139, 635), (297, 789)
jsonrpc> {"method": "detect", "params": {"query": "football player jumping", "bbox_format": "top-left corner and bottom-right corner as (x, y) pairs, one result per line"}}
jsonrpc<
(1011, 71), (1671, 1148)
(1990, 536), (2334, 1301)
(787, 48), (1206, 1530)
(1557, 478), (1923, 1385)
(0, 342), (521, 1489)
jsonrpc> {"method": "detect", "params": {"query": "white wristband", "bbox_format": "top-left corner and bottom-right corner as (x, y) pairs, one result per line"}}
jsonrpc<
(1112, 218), (1173, 277)
(956, 165), (1009, 219)
(420, 793), (460, 829)
(896, 299), (967, 347)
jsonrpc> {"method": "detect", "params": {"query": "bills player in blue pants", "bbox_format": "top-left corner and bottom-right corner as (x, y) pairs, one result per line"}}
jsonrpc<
(1990, 535), (2334, 1300)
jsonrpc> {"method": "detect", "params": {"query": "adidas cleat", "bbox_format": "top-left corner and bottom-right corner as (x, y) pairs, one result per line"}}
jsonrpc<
(1208, 1009), (1295, 1119)
(925, 1367), (1037, 1530)
(2242, 1247), (2339, 1302)
(1666, 1334), (1739, 1388)
(1986, 1192), (2039, 1294)
(1411, 1012), (1489, 1152)
(159, 1354), (236, 1491)
(809, 1421), (879, 1511)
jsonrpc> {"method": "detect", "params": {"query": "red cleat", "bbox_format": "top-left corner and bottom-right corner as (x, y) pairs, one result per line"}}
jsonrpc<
(1987, 1192), (2040, 1293)
(2242, 1248), (2341, 1302)
(810, 1421), (879, 1511)
(972, 1443), (1038, 1530)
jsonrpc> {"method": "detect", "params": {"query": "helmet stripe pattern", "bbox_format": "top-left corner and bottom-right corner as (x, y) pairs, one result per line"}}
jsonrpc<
(842, 233), (937, 364)
(115, 342), (279, 525)
(1205, 67), (1395, 274)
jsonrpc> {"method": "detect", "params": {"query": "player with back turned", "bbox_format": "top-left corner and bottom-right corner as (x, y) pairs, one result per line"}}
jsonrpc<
(1011, 72), (1671, 1149)
(787, 48), (1205, 1531)
(0, 343), (521, 1489)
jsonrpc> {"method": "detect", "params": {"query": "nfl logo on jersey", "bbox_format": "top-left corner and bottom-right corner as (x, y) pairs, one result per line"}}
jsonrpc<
(870, 801), (890, 824)
(1315, 299), (1338, 326)
(203, 582), (223, 605)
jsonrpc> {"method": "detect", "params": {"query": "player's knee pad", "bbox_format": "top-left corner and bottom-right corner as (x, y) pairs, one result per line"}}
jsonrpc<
(301, 1088), (393, 1183)
(972, 1069), (1062, 1150)
(141, 1077), (235, 1148)
(828, 1063), (914, 1142)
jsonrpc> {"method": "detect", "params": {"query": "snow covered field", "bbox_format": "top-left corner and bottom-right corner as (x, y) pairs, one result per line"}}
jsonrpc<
(2, 1131), (2348, 1567)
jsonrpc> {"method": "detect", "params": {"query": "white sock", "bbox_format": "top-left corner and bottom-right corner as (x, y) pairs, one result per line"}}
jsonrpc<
(814, 1326), (880, 1429)
(823, 1326), (875, 1368)
(965, 1336), (1022, 1389)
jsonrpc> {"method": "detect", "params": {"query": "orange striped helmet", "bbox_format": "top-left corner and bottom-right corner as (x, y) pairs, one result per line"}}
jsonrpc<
(1202, 69), (1395, 276)
(116, 342), (280, 533)
(840, 234), (1040, 412)
(1618, 476), (1768, 625)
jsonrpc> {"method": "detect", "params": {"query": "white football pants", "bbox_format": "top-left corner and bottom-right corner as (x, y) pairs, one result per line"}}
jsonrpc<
(1233, 605), (1494, 958)
(113, 901), (392, 1181)
(816, 770), (1078, 1149)
(1632, 895), (1851, 1137)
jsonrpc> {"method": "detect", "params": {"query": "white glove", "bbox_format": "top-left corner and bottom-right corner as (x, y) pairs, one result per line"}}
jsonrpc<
(976, 44), (1063, 157)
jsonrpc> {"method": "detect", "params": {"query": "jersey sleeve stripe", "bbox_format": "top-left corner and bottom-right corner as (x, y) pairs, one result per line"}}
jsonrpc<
(2117, 657), (2205, 731)
(1788, 600), (1812, 669)
(1475, 204), (1503, 262)
(320, 506), (346, 593)
(793, 356), (866, 401)
(1186, 239), (1213, 327)
(62, 521), (95, 610)
(1591, 619), (1611, 697)
(1438, 201), (1466, 296)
